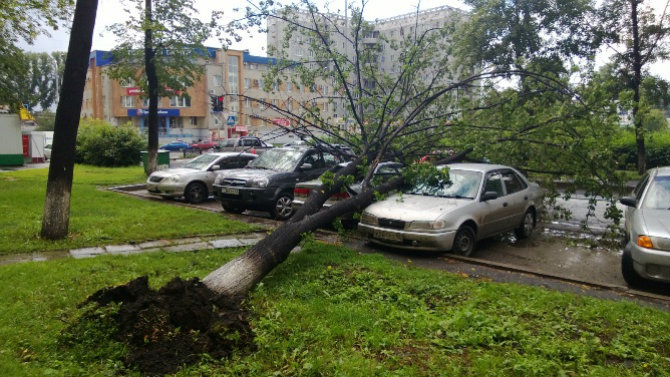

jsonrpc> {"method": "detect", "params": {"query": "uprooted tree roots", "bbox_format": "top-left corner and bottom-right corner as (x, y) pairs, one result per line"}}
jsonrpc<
(61, 276), (254, 375)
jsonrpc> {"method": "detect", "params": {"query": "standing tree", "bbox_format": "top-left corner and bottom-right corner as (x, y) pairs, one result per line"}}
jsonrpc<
(597, 0), (670, 173)
(9, 52), (62, 111)
(0, 0), (72, 108)
(106, 0), (223, 174)
(40, 0), (99, 239)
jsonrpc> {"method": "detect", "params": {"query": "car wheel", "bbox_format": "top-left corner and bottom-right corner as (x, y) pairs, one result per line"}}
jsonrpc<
(184, 182), (207, 204)
(621, 249), (643, 287)
(452, 225), (476, 257)
(271, 193), (293, 220)
(515, 209), (535, 239)
(222, 202), (245, 214)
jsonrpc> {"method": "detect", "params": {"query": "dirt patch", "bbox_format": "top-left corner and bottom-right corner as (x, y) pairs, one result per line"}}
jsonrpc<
(73, 276), (254, 375)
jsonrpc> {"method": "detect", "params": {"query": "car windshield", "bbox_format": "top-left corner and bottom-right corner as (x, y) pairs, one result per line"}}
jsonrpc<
(183, 154), (219, 170)
(406, 169), (482, 199)
(643, 175), (670, 210)
(223, 139), (239, 147)
(249, 148), (303, 172)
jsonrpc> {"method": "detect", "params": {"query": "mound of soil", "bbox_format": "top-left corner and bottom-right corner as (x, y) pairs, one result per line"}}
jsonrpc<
(83, 276), (254, 375)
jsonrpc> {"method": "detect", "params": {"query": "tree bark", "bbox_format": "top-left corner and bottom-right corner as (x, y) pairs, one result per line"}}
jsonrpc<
(630, 0), (646, 174)
(144, 0), (159, 175)
(40, 0), (98, 240)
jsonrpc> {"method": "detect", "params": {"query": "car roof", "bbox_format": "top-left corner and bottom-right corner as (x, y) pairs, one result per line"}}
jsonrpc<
(442, 163), (515, 173)
(650, 166), (670, 176)
(207, 152), (257, 158)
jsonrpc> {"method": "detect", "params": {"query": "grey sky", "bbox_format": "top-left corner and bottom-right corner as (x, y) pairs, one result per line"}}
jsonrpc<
(20, 0), (669, 78)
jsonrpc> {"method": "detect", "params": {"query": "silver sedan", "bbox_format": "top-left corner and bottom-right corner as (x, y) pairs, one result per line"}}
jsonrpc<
(146, 152), (257, 204)
(619, 166), (670, 286)
(358, 163), (543, 256)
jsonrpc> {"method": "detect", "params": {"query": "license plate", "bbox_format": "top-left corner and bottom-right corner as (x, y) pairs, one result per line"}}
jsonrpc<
(373, 229), (403, 242)
(220, 187), (239, 195)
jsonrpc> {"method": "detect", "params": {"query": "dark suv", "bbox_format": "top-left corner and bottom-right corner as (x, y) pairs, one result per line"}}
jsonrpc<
(213, 146), (340, 219)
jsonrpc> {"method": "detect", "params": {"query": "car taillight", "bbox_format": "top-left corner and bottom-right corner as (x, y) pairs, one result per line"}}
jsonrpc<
(294, 187), (310, 197)
(331, 191), (350, 200)
(637, 235), (654, 249)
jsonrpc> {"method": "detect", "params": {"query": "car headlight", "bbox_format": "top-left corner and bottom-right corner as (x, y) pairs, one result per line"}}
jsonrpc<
(166, 175), (181, 182)
(360, 211), (377, 225)
(637, 235), (670, 251)
(249, 177), (268, 188)
(407, 220), (449, 231)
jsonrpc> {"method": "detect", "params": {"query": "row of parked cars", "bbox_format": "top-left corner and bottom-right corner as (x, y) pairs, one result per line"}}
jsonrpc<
(146, 145), (544, 258)
(159, 136), (272, 153)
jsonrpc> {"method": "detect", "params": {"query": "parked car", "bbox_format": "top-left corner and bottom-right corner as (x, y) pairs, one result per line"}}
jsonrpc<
(44, 144), (52, 160)
(218, 136), (272, 154)
(213, 146), (341, 219)
(146, 152), (257, 204)
(293, 161), (403, 216)
(159, 140), (190, 151)
(618, 166), (670, 286)
(358, 163), (543, 256)
(190, 139), (219, 151)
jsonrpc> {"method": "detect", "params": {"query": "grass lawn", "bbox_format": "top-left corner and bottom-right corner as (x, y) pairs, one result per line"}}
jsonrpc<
(0, 165), (260, 254)
(0, 243), (667, 376)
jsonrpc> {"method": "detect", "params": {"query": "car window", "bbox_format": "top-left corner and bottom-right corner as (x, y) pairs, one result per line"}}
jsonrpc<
(323, 152), (337, 166)
(406, 169), (481, 199)
(216, 157), (242, 170)
(184, 154), (219, 170)
(302, 151), (325, 168)
(484, 173), (505, 197)
(643, 175), (670, 210)
(249, 148), (303, 172)
(634, 173), (650, 202)
(502, 170), (526, 194)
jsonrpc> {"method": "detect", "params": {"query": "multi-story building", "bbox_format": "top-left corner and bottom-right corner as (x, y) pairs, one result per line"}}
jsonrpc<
(82, 49), (332, 143)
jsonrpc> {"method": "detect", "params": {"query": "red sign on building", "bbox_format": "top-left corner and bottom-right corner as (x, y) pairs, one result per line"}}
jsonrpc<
(272, 118), (291, 127)
(126, 87), (142, 96)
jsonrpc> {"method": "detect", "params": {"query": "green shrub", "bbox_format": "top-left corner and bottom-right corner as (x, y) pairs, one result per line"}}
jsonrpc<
(612, 130), (670, 169)
(76, 119), (145, 166)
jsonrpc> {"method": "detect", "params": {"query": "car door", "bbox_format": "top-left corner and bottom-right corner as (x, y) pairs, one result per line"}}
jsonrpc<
(297, 150), (327, 181)
(626, 173), (650, 234)
(478, 171), (509, 237)
(500, 169), (529, 229)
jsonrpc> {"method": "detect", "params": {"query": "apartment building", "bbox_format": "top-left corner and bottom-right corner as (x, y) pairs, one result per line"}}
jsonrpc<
(82, 49), (332, 143)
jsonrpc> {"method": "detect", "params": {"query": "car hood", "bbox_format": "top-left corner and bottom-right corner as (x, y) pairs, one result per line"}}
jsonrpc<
(364, 194), (472, 222)
(151, 168), (198, 177)
(641, 209), (670, 238)
(217, 168), (279, 181)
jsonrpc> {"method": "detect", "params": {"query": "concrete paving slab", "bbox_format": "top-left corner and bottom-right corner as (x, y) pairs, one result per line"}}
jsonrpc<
(138, 240), (172, 249)
(209, 239), (243, 249)
(70, 247), (106, 259)
(164, 242), (211, 252)
(237, 238), (261, 246)
(106, 244), (141, 254)
(171, 237), (203, 245)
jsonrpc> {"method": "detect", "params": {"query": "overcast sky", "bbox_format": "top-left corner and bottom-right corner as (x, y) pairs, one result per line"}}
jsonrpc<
(21, 0), (669, 78)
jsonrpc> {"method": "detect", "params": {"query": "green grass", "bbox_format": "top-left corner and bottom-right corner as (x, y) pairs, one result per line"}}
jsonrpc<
(0, 165), (259, 254)
(0, 243), (667, 376)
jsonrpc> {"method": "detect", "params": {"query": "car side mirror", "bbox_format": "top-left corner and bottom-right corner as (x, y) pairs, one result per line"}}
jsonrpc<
(481, 191), (498, 201)
(619, 196), (637, 207)
(300, 163), (313, 171)
(210, 164), (220, 171)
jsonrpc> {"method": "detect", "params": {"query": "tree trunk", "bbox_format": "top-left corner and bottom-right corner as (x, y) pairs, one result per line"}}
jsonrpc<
(630, 0), (646, 174)
(202, 149), (471, 300)
(202, 174), (400, 300)
(40, 0), (98, 240)
(144, 0), (159, 175)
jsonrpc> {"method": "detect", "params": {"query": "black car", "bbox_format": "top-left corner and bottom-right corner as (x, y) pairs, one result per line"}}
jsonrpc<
(213, 146), (341, 219)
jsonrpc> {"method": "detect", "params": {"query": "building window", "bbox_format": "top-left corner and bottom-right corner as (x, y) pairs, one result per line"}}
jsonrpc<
(170, 96), (191, 107)
(228, 56), (239, 94)
(190, 117), (198, 125)
(244, 78), (251, 90)
(142, 98), (150, 107)
(245, 98), (251, 108)
(121, 96), (134, 108)
(272, 99), (278, 108)
(213, 74), (223, 87)
(286, 81), (292, 92)
(287, 100), (293, 111)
